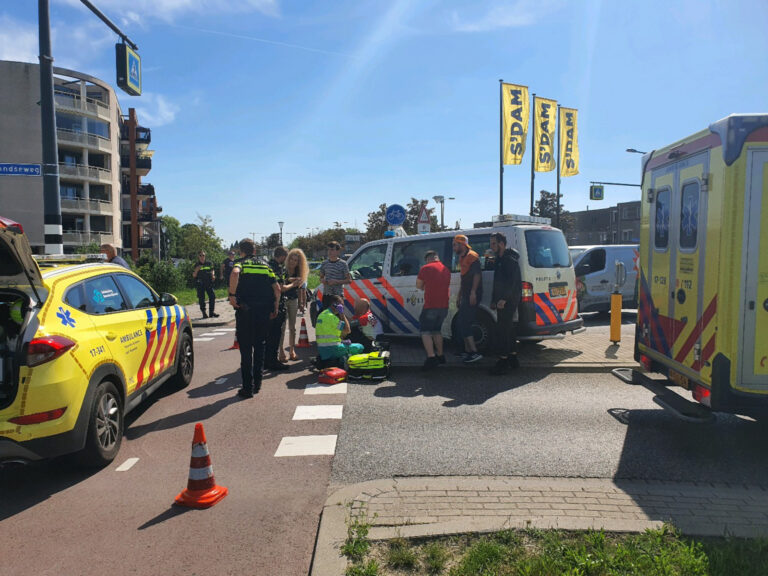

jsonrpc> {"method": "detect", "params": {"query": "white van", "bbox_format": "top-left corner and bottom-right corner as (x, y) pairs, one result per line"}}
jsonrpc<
(569, 245), (639, 313)
(319, 214), (584, 352)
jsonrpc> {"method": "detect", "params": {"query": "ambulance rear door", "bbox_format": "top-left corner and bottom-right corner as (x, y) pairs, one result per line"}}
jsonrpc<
(669, 151), (711, 377)
(739, 149), (768, 390)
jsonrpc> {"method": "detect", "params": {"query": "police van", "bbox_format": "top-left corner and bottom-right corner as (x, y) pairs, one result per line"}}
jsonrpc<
(632, 113), (768, 419)
(321, 214), (584, 352)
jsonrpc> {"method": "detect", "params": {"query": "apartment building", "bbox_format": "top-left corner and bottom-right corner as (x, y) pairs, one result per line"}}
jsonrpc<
(0, 60), (160, 257)
(567, 200), (641, 245)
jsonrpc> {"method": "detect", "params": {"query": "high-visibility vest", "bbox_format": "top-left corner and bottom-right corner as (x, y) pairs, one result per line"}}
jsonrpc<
(315, 308), (342, 348)
(235, 258), (276, 303)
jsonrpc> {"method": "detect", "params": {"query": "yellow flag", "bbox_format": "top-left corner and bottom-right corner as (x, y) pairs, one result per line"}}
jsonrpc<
(501, 83), (529, 165)
(559, 107), (579, 177)
(534, 97), (557, 172)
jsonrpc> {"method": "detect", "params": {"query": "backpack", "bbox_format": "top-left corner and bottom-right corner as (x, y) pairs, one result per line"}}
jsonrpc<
(346, 351), (391, 380)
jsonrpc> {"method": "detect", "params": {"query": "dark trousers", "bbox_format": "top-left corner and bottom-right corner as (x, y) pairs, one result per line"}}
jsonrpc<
(496, 305), (518, 357)
(236, 307), (270, 392)
(197, 282), (215, 315)
(264, 308), (286, 365)
(348, 327), (374, 353)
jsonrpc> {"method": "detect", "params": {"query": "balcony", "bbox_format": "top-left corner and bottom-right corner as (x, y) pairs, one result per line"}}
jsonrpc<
(54, 91), (111, 122)
(62, 231), (114, 245)
(61, 197), (113, 214)
(124, 236), (153, 249)
(58, 163), (112, 184)
(121, 183), (155, 197)
(120, 124), (151, 145)
(120, 155), (152, 176)
(57, 128), (112, 153)
(122, 210), (155, 223)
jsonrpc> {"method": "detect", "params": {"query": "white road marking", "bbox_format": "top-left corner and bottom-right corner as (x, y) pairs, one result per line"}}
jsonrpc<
(214, 328), (236, 332)
(293, 405), (343, 420)
(199, 332), (222, 337)
(195, 337), (214, 342)
(115, 457), (139, 472)
(215, 377), (228, 384)
(274, 435), (337, 457)
(304, 382), (347, 395)
(211, 330), (231, 334)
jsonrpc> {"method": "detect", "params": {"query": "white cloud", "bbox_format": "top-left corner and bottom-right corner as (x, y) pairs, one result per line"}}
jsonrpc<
(133, 93), (180, 126)
(451, 0), (565, 32)
(0, 15), (39, 63)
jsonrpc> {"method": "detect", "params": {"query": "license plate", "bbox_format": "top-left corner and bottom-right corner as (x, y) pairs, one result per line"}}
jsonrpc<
(669, 369), (689, 389)
(549, 284), (567, 297)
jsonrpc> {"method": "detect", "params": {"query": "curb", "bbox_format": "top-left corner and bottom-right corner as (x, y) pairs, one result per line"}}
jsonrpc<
(311, 476), (768, 576)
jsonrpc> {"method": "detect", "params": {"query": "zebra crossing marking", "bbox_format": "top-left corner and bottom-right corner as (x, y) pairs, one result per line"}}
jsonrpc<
(274, 435), (337, 457)
(293, 405), (343, 420)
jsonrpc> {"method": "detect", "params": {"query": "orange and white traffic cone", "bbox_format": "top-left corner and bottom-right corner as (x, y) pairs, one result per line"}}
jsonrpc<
(174, 423), (228, 509)
(296, 318), (311, 348)
(227, 335), (239, 350)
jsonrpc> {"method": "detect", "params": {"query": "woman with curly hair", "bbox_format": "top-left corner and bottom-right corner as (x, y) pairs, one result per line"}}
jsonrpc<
(282, 248), (310, 361)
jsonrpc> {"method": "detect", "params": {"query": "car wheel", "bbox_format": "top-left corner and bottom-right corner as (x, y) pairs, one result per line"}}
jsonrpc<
(471, 311), (495, 354)
(170, 331), (194, 389)
(78, 380), (122, 468)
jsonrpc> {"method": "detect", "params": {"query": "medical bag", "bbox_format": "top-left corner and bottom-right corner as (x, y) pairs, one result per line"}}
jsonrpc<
(318, 367), (347, 384)
(346, 351), (390, 380)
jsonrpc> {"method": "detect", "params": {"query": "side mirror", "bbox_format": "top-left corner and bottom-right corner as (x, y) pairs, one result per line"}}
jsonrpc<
(159, 292), (178, 306)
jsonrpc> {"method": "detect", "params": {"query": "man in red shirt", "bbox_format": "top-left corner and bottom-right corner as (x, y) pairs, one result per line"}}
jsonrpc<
(416, 250), (451, 370)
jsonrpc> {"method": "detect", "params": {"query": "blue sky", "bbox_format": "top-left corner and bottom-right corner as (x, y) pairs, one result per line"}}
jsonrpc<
(2, 0), (766, 247)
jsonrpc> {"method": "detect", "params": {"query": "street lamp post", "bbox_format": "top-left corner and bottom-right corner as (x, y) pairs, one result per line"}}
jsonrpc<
(278, 221), (284, 246)
(626, 148), (647, 154)
(432, 196), (455, 230)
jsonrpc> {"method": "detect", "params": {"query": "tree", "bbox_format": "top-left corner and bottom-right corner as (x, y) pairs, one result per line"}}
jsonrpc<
(533, 190), (575, 235)
(364, 203), (388, 242)
(179, 214), (226, 261)
(160, 216), (182, 259)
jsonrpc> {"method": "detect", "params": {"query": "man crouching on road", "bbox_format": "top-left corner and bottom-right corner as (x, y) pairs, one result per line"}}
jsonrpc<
(228, 239), (280, 399)
(489, 232), (522, 375)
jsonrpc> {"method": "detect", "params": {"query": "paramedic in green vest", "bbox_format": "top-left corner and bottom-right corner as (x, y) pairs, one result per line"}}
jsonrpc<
(193, 250), (218, 319)
(228, 238), (280, 398)
(315, 294), (364, 362)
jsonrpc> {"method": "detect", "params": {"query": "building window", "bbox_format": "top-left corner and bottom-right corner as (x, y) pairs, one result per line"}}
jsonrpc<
(612, 211), (617, 223)
(622, 229), (633, 241)
(60, 184), (83, 199)
(91, 215), (110, 234)
(679, 181), (699, 250)
(62, 214), (85, 232)
(622, 206), (638, 220)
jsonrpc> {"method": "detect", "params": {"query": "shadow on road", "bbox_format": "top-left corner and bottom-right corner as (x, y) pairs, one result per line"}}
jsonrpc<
(186, 370), (242, 398)
(0, 460), (100, 521)
(374, 367), (544, 407)
(137, 504), (192, 530)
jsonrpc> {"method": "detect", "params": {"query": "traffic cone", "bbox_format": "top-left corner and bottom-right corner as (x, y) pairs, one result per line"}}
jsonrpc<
(174, 423), (228, 509)
(296, 318), (311, 348)
(227, 335), (239, 350)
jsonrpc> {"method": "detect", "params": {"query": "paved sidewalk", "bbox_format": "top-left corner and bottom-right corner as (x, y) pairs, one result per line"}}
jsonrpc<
(312, 476), (768, 575)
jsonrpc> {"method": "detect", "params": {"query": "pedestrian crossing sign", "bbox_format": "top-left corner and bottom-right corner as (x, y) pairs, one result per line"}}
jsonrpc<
(590, 185), (604, 200)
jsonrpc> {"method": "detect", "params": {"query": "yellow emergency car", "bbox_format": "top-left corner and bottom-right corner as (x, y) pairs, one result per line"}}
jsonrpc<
(634, 114), (768, 419)
(0, 217), (193, 466)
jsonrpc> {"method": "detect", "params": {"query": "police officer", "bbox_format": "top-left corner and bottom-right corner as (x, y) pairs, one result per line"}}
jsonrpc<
(264, 246), (290, 371)
(229, 239), (280, 398)
(193, 250), (218, 319)
(489, 232), (522, 374)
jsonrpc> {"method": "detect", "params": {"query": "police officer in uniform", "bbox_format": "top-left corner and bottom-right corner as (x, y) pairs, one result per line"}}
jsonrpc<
(193, 250), (218, 318)
(229, 239), (280, 398)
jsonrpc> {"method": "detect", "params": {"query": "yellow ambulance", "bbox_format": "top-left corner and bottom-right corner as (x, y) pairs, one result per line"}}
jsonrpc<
(634, 114), (768, 419)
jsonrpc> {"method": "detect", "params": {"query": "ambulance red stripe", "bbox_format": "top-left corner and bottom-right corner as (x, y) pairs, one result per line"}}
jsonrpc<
(674, 296), (717, 363)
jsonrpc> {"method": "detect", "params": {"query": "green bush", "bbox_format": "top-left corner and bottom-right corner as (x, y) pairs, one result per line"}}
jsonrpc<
(134, 257), (185, 295)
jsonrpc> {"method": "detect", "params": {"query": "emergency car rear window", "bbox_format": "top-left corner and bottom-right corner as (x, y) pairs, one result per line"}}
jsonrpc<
(679, 181), (699, 250)
(83, 275), (128, 314)
(524, 230), (570, 268)
(64, 284), (87, 311)
(654, 188), (670, 250)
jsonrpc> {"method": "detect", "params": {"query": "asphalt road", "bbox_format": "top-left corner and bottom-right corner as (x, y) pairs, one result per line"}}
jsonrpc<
(331, 368), (768, 486)
(0, 328), (336, 576)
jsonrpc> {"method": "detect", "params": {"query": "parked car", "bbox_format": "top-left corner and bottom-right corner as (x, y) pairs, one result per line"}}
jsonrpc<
(0, 217), (193, 467)
(570, 244), (639, 312)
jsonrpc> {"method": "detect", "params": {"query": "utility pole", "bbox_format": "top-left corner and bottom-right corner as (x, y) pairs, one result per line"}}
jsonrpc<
(39, 0), (61, 254)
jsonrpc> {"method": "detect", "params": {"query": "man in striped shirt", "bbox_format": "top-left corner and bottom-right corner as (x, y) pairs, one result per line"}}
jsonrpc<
(319, 241), (351, 297)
